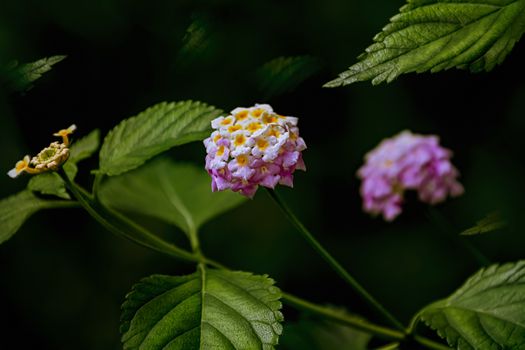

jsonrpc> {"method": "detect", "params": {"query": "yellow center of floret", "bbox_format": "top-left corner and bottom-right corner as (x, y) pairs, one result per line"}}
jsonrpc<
(236, 110), (249, 121)
(220, 117), (233, 126)
(236, 154), (249, 166)
(267, 128), (281, 138)
(216, 145), (225, 156)
(256, 138), (269, 150)
(228, 125), (242, 133)
(260, 166), (268, 173)
(251, 109), (264, 118)
(234, 134), (246, 147)
(262, 114), (278, 124)
(213, 134), (222, 143)
(246, 122), (262, 133)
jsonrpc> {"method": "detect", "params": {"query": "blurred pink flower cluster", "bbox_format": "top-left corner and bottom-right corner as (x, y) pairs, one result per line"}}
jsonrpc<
(358, 131), (464, 221)
(204, 104), (306, 198)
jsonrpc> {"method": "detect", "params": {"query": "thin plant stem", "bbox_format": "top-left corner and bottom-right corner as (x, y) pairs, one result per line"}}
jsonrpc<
(267, 189), (406, 333)
(59, 169), (199, 263)
(425, 207), (490, 267)
(281, 292), (404, 341)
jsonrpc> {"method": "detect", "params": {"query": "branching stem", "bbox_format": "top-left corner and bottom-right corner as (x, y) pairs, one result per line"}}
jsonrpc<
(267, 189), (406, 332)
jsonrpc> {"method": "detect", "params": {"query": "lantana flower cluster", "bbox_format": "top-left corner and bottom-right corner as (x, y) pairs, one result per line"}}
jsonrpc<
(204, 104), (306, 197)
(7, 125), (76, 178)
(357, 131), (464, 221)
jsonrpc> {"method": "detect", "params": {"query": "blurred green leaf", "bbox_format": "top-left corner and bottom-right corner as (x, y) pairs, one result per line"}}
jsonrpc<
(419, 260), (525, 349)
(68, 128), (100, 163)
(460, 211), (507, 236)
(99, 101), (222, 176)
(28, 173), (70, 199)
(325, 0), (525, 86)
(256, 56), (322, 98)
(280, 311), (371, 350)
(8, 55), (66, 91)
(99, 158), (246, 235)
(177, 15), (217, 67)
(121, 268), (283, 349)
(0, 190), (74, 244)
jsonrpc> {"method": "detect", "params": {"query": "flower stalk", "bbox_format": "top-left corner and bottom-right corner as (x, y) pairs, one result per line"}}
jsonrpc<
(267, 188), (406, 333)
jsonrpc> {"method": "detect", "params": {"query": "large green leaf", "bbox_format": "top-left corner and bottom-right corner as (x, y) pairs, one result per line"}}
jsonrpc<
(460, 212), (507, 236)
(280, 313), (371, 350)
(325, 0), (525, 86)
(0, 190), (75, 244)
(418, 260), (525, 349)
(121, 268), (283, 350)
(99, 101), (222, 176)
(255, 56), (322, 99)
(8, 55), (66, 91)
(98, 159), (246, 235)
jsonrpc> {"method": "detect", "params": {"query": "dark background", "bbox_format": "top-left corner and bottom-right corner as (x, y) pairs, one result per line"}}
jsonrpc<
(1, 0), (524, 348)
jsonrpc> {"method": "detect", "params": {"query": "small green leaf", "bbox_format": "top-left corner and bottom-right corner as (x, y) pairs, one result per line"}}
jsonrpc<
(28, 173), (70, 199)
(460, 211), (507, 236)
(99, 101), (223, 176)
(419, 260), (525, 349)
(121, 268), (283, 350)
(68, 128), (100, 164)
(0, 190), (74, 244)
(280, 311), (371, 350)
(9, 55), (66, 91)
(255, 56), (322, 98)
(326, 0), (525, 86)
(98, 158), (246, 235)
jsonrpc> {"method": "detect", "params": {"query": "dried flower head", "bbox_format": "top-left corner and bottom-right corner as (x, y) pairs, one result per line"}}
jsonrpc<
(204, 104), (306, 198)
(7, 124), (75, 178)
(357, 131), (464, 221)
(31, 141), (70, 171)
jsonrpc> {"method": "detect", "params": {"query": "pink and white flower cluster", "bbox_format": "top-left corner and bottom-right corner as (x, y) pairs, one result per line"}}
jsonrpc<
(204, 104), (306, 198)
(358, 131), (464, 221)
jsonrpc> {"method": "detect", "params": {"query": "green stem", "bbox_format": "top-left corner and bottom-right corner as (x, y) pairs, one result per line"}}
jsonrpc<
(92, 171), (104, 199)
(425, 208), (490, 267)
(281, 292), (404, 341)
(374, 342), (401, 350)
(59, 169), (198, 263)
(267, 189), (406, 332)
(43, 201), (82, 209)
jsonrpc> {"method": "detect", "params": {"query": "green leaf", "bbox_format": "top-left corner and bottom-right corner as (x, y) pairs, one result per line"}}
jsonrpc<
(0, 190), (74, 244)
(121, 268), (283, 350)
(325, 0), (525, 86)
(280, 312), (371, 350)
(418, 260), (525, 349)
(99, 101), (223, 176)
(460, 211), (507, 236)
(98, 158), (246, 235)
(255, 56), (322, 98)
(68, 128), (100, 163)
(28, 173), (70, 199)
(9, 55), (66, 91)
